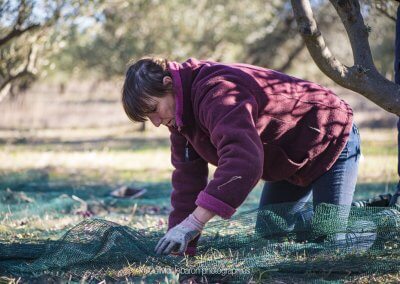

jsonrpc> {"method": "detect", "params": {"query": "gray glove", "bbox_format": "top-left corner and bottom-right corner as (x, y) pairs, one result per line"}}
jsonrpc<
(155, 213), (205, 255)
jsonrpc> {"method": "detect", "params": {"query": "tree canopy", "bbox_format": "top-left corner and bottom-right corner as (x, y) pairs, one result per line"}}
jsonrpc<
(0, 0), (397, 108)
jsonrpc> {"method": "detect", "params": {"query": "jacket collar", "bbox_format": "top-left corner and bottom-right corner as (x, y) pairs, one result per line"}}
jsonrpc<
(167, 61), (185, 128)
(167, 58), (201, 130)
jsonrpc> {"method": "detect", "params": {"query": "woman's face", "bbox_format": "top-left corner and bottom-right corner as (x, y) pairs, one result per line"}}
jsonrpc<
(146, 76), (176, 128)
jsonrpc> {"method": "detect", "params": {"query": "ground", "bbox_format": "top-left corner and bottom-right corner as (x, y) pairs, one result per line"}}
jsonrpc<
(0, 81), (398, 283)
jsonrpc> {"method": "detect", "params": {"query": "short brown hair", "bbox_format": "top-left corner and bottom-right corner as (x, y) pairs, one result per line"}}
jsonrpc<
(122, 57), (172, 123)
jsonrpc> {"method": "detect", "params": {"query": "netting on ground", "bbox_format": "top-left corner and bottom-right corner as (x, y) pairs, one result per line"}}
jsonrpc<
(1, 202), (400, 283)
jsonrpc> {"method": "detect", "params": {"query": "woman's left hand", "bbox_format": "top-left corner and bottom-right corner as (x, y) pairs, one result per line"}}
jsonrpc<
(155, 213), (204, 255)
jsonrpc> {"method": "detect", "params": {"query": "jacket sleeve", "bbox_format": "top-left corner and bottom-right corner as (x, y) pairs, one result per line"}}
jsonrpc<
(168, 127), (209, 255)
(194, 80), (264, 219)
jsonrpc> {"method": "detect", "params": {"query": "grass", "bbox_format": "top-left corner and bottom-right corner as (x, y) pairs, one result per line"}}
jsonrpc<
(0, 125), (398, 283)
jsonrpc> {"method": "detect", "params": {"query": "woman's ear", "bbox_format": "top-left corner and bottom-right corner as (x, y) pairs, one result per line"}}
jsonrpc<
(163, 76), (172, 86)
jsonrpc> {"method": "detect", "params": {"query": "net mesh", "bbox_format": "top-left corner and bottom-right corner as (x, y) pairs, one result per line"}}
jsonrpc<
(1, 201), (400, 283)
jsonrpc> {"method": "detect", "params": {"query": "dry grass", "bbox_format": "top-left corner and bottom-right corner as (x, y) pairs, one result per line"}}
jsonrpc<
(0, 80), (398, 130)
(0, 127), (396, 183)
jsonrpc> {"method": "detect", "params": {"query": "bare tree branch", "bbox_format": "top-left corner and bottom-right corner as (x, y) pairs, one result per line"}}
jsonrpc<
(0, 0), (63, 47)
(0, 44), (37, 91)
(367, 0), (398, 22)
(0, 0), (41, 46)
(291, 0), (400, 115)
(0, 29), (42, 101)
(0, 0), (67, 100)
(331, 1), (374, 67)
(0, 83), (12, 103)
(16, 0), (29, 28)
(376, 6), (396, 22)
(290, 0), (348, 78)
(0, 24), (40, 47)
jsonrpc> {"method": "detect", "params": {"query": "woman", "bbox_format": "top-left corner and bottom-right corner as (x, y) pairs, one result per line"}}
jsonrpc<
(121, 57), (361, 256)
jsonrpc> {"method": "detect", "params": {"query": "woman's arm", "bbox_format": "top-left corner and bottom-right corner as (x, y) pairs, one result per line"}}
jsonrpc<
(165, 127), (209, 255)
(192, 205), (216, 224)
(194, 81), (264, 219)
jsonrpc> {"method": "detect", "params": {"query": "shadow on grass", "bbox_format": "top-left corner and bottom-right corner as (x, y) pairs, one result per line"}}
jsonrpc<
(354, 182), (398, 201)
(0, 169), (175, 229)
(1, 168), (398, 218)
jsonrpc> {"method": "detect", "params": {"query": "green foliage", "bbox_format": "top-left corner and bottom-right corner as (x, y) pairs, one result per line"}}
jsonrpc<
(53, 0), (398, 84)
(1, 0), (397, 92)
(55, 0), (290, 78)
(0, 0), (100, 98)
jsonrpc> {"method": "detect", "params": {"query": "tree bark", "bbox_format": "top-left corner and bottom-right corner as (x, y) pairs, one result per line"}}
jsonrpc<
(291, 0), (400, 115)
(0, 44), (37, 101)
(0, 0), (63, 98)
(0, 25), (40, 47)
(395, 5), (400, 192)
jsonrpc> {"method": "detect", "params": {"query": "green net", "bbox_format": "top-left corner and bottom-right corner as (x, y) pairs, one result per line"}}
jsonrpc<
(2, 200), (400, 283)
(1, 171), (399, 282)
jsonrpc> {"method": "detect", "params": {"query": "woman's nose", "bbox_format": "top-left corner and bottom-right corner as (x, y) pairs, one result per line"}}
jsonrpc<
(149, 116), (162, 127)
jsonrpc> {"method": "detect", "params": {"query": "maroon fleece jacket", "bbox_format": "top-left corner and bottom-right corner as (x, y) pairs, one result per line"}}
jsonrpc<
(166, 58), (353, 255)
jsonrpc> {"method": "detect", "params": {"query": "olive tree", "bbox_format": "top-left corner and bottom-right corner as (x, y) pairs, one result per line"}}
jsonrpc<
(291, 0), (400, 114)
(0, 0), (95, 101)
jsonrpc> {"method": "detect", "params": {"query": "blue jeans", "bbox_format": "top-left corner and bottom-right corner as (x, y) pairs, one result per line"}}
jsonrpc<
(256, 124), (361, 237)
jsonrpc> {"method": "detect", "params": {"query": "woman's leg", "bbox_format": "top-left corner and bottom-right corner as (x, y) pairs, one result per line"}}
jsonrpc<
(312, 123), (361, 206)
(259, 180), (312, 209)
(311, 124), (361, 240)
(256, 180), (313, 236)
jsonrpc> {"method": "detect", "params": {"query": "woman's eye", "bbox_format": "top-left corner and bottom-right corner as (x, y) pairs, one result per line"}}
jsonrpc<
(147, 106), (157, 114)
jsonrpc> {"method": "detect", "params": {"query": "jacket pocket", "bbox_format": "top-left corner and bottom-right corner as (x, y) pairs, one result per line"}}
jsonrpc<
(262, 142), (309, 181)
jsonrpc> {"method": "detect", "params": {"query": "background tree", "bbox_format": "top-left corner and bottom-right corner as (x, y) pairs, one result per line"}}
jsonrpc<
(58, 0), (290, 79)
(364, 0), (398, 21)
(45, 0), (396, 131)
(2, 0), (396, 128)
(0, 0), (96, 102)
(56, 0), (291, 131)
(247, 2), (338, 72)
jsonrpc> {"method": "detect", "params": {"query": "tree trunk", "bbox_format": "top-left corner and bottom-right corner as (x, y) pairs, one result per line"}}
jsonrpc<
(396, 5), (400, 192)
(291, 0), (400, 115)
(139, 122), (146, 132)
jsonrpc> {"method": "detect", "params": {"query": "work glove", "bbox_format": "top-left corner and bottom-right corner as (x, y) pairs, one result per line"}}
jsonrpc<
(155, 213), (205, 255)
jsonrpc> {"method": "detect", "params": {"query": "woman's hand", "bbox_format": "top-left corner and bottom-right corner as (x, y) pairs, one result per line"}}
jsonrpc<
(155, 206), (216, 255)
(155, 213), (204, 255)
